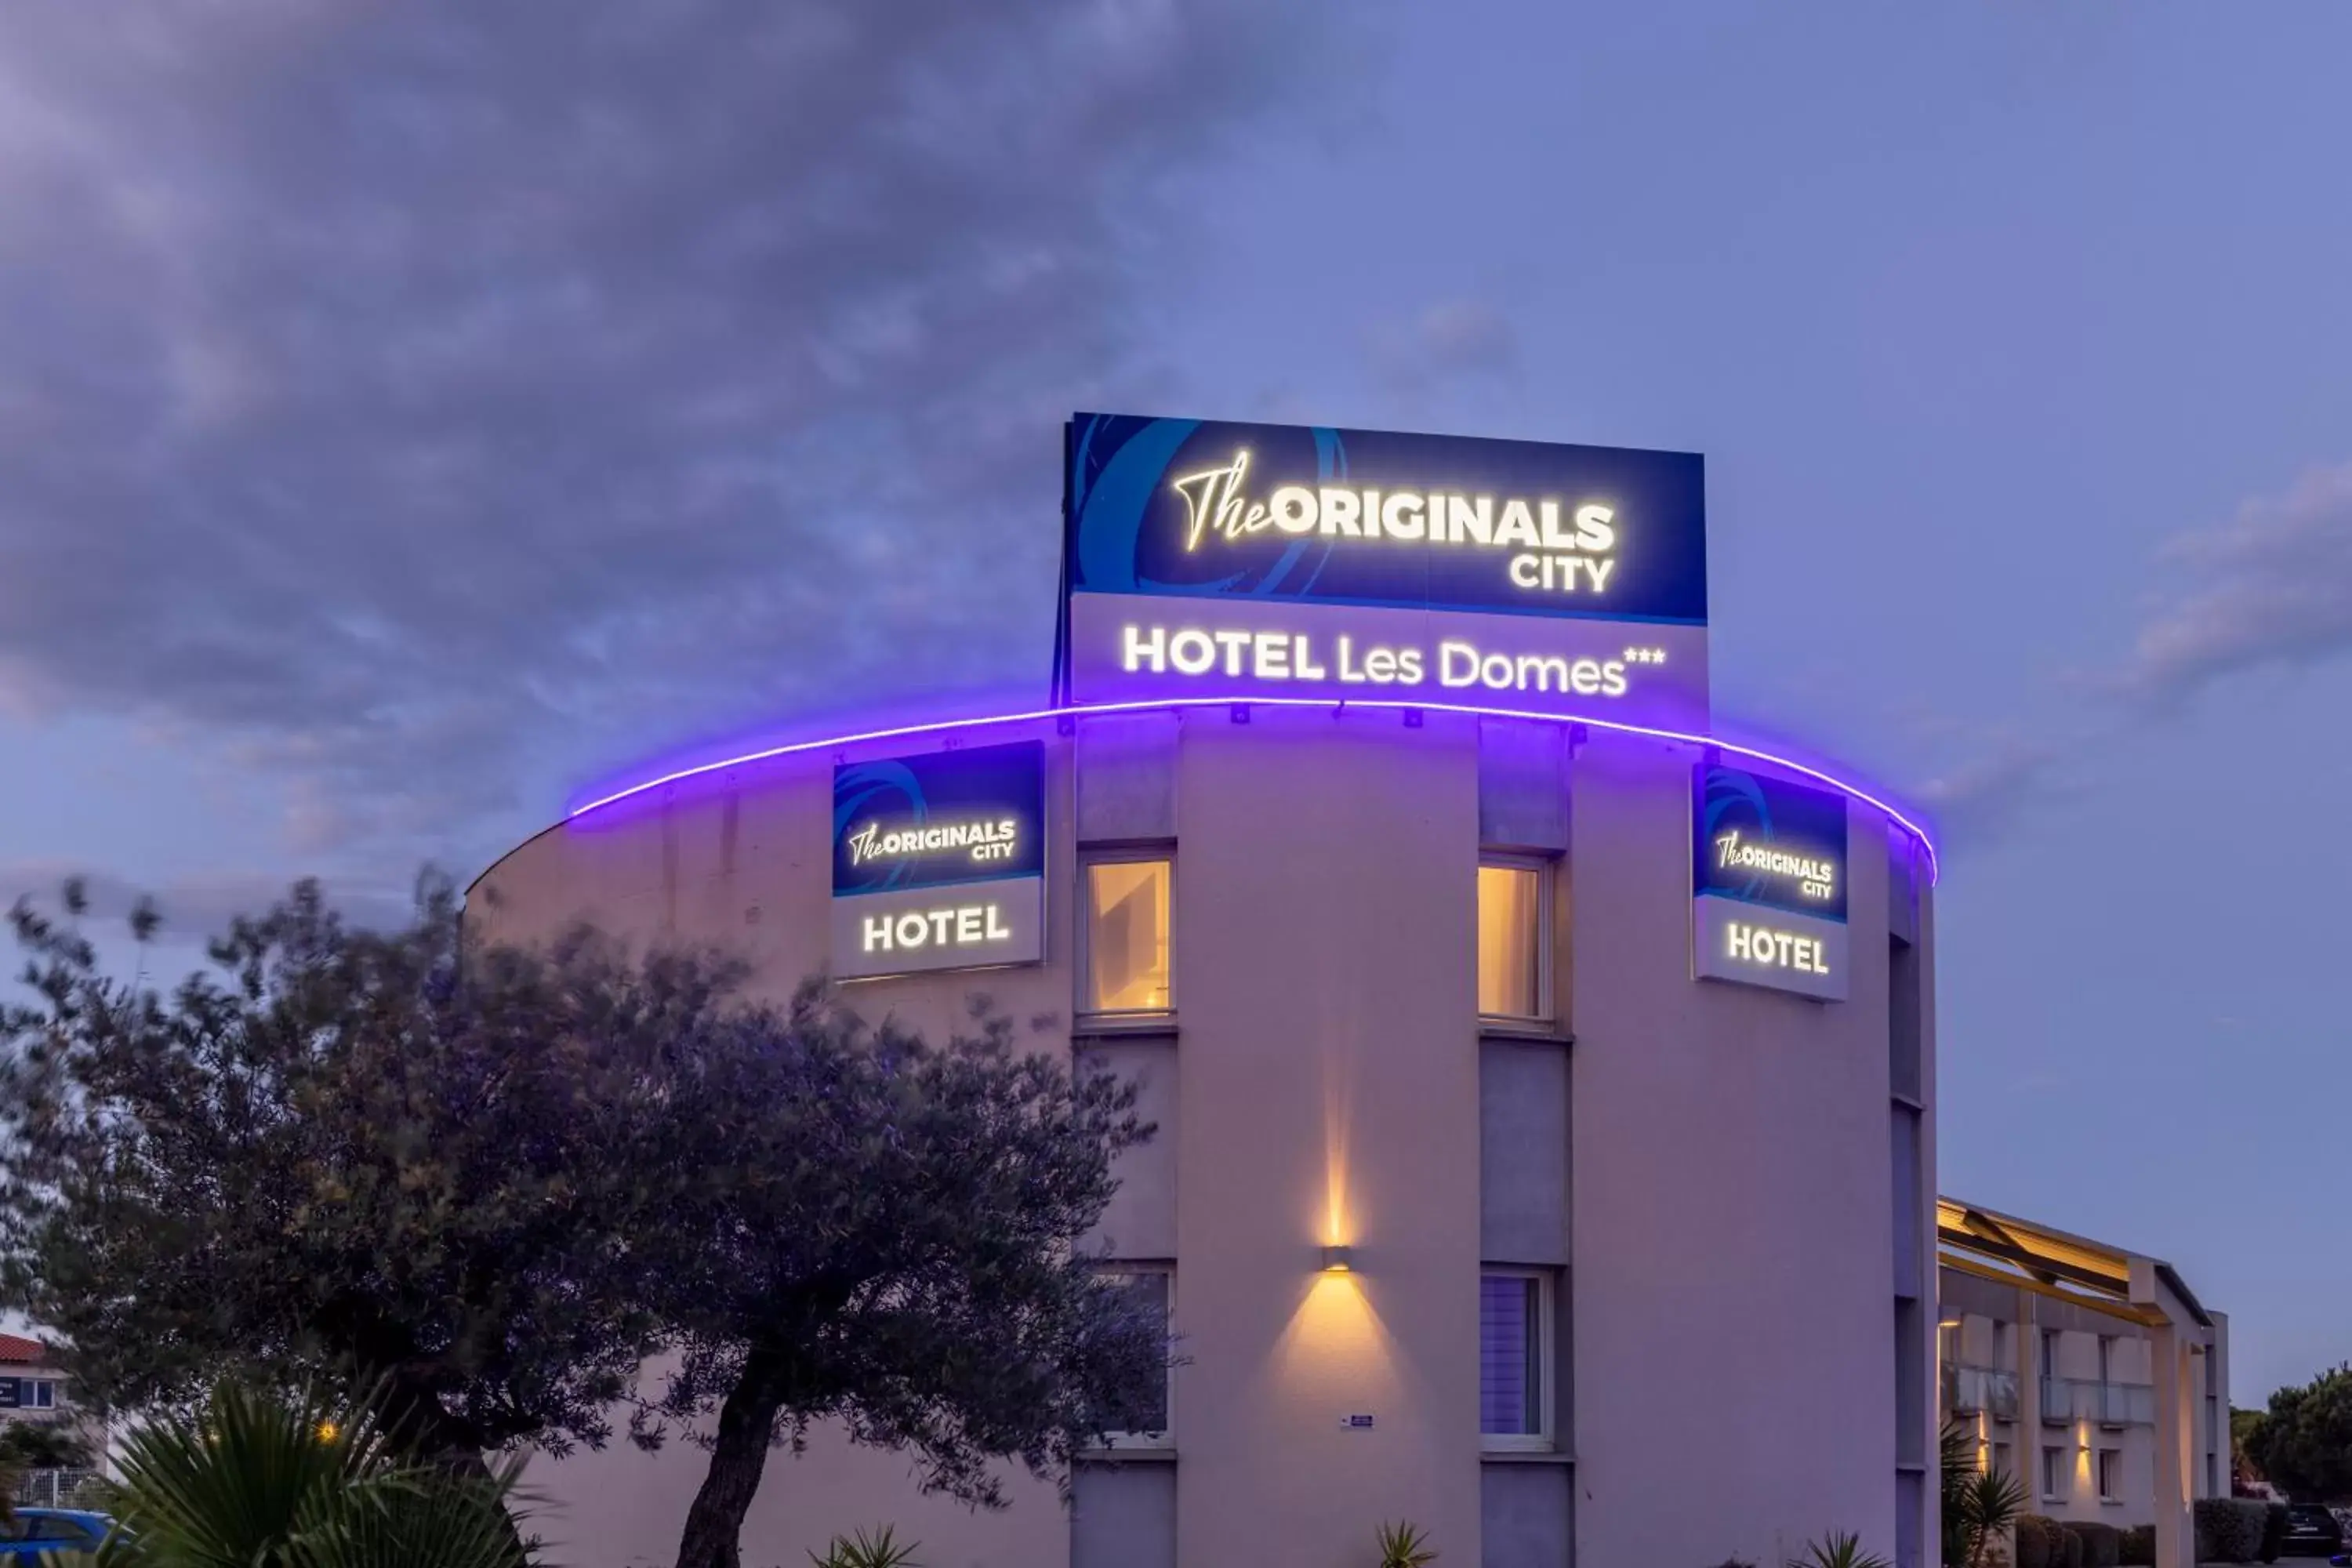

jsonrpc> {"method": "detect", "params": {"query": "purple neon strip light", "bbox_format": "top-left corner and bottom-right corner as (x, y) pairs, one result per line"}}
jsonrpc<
(568, 695), (1939, 884)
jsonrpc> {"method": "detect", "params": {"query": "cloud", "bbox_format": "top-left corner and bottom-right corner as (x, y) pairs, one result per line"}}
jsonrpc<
(0, 861), (418, 942)
(1369, 299), (1519, 389)
(1913, 460), (2352, 851)
(1911, 731), (2072, 848)
(0, 1), (1326, 877)
(2116, 462), (2352, 706)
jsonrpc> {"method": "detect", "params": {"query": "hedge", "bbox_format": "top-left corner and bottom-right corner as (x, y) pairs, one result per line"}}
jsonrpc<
(2260, 1500), (2287, 1563)
(2071, 1519), (2122, 1567)
(2016, 1514), (2057, 1568)
(2195, 1497), (2271, 1563)
(2117, 1523), (2155, 1566)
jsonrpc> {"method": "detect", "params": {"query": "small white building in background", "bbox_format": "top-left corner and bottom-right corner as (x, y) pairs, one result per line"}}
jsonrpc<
(2, 1330), (107, 1506)
(1937, 1201), (2228, 1558)
(0, 1332), (70, 1429)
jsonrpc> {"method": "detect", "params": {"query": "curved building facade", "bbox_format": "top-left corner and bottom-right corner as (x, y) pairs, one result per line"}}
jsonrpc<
(470, 696), (1940, 1568)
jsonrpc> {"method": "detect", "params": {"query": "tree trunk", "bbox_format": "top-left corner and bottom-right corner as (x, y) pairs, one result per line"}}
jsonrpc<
(675, 1352), (787, 1568)
(379, 1371), (529, 1562)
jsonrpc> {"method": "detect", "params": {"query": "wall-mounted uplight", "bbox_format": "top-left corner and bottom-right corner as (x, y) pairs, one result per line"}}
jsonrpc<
(1321, 1245), (1354, 1273)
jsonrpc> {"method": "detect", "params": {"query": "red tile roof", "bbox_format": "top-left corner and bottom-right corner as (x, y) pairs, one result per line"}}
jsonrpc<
(0, 1332), (49, 1364)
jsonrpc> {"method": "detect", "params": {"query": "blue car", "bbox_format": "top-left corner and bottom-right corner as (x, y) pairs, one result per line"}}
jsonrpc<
(1, 1508), (114, 1560)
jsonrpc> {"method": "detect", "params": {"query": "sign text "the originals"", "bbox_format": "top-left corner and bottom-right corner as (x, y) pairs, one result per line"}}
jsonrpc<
(1173, 451), (1619, 595)
(846, 818), (1021, 867)
(1712, 829), (1836, 902)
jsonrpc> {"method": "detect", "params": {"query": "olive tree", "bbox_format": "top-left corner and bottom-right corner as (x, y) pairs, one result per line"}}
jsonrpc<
(641, 987), (1169, 1568)
(0, 877), (739, 1474)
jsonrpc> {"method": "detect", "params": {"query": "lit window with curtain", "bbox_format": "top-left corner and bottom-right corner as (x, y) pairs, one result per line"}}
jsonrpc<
(1476, 862), (1547, 1019)
(1479, 1271), (1548, 1446)
(1083, 858), (1171, 1013)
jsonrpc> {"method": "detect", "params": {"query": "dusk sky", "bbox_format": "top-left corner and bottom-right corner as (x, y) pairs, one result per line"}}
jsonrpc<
(2, 4), (2347, 1403)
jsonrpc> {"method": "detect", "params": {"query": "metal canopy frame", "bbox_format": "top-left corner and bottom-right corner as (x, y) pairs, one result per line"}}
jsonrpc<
(1936, 1198), (2209, 1332)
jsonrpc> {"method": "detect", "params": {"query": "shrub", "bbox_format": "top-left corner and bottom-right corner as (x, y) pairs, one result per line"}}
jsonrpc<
(1951, 1465), (2030, 1567)
(2117, 1524), (2154, 1566)
(2014, 1515), (2056, 1568)
(2056, 1524), (2085, 1568)
(1376, 1521), (1438, 1567)
(2259, 1500), (2286, 1563)
(2231, 1497), (2271, 1562)
(2196, 1497), (2229, 1561)
(2197, 1497), (2268, 1563)
(1784, 1534), (1891, 1568)
(93, 1378), (529, 1568)
(810, 1526), (920, 1568)
(2071, 1520), (2120, 1567)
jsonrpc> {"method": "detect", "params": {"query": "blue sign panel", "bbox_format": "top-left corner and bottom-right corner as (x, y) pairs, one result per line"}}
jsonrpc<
(1058, 414), (1712, 729)
(1064, 413), (1708, 625)
(1692, 764), (1849, 924)
(832, 742), (1045, 898)
(1692, 763), (1849, 1001)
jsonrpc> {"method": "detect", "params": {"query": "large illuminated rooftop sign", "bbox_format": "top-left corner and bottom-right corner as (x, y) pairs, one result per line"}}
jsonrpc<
(1058, 413), (1710, 728)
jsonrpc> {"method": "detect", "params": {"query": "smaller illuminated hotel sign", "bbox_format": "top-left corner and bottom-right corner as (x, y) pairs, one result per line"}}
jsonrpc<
(1057, 413), (1711, 728)
(1691, 764), (1849, 1001)
(830, 742), (1046, 980)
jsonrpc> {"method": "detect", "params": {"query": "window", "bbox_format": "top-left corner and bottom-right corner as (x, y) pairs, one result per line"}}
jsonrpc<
(2098, 1448), (2122, 1502)
(1095, 1267), (1171, 1444)
(1479, 1269), (1554, 1449)
(30, 1379), (55, 1410)
(1477, 861), (1549, 1020)
(2041, 1445), (2067, 1501)
(2040, 1328), (2061, 1377)
(1993, 1442), (2013, 1480)
(2096, 1334), (2115, 1386)
(1082, 857), (1171, 1014)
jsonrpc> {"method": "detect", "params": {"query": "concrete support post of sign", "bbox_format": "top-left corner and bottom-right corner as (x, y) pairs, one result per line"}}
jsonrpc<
(2150, 1319), (2194, 1568)
(2013, 1292), (2042, 1463)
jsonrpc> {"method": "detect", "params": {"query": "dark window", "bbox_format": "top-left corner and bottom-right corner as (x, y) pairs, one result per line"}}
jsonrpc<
(1479, 1272), (1549, 1442)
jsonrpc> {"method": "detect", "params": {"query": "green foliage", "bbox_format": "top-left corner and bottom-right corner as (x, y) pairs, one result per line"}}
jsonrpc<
(0, 877), (747, 1471)
(1940, 1421), (1974, 1566)
(640, 984), (1165, 1568)
(2116, 1523), (2154, 1566)
(2054, 1523), (2083, 1568)
(2234, 1406), (2271, 1490)
(1375, 1519), (1439, 1566)
(1, 878), (1170, 1568)
(1937, 1425), (2027, 1568)
(2014, 1514), (2056, 1568)
(2243, 1367), (2352, 1504)
(2259, 1500), (2287, 1562)
(71, 1378), (528, 1567)
(1784, 1534), (1890, 1568)
(2071, 1519), (2120, 1567)
(809, 1525), (921, 1568)
(0, 1420), (95, 1472)
(2197, 1496), (2271, 1562)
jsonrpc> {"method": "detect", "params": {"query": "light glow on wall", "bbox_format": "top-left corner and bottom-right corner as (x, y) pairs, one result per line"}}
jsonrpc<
(1323, 1053), (1353, 1253)
(568, 695), (1938, 884)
